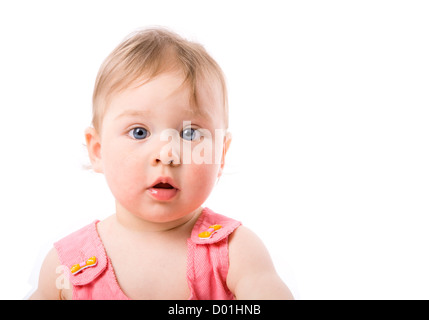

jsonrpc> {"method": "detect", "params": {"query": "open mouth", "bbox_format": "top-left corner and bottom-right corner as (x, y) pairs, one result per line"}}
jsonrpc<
(148, 178), (179, 201)
(152, 182), (175, 189)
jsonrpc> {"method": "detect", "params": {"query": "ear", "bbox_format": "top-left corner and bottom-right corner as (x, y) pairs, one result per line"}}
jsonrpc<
(85, 127), (103, 173)
(217, 131), (232, 178)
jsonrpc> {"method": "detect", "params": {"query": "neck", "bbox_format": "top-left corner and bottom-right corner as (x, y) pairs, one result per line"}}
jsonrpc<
(114, 203), (203, 235)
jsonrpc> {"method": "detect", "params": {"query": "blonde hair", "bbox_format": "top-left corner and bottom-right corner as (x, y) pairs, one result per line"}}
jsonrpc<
(92, 27), (228, 131)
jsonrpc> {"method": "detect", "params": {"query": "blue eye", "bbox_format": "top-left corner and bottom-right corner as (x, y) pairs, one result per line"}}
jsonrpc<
(129, 127), (149, 140)
(181, 128), (200, 141)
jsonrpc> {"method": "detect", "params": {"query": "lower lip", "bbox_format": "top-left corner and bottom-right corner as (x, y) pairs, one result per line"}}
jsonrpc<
(147, 188), (178, 201)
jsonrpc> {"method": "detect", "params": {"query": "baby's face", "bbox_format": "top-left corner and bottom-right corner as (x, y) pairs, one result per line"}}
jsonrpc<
(94, 71), (229, 222)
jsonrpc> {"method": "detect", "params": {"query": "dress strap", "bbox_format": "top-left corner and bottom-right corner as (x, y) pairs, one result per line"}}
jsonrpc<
(54, 220), (108, 286)
(187, 208), (241, 300)
(189, 208), (241, 245)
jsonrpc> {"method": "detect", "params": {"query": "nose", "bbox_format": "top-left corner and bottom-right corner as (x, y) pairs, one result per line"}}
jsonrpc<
(152, 129), (181, 167)
(152, 154), (180, 167)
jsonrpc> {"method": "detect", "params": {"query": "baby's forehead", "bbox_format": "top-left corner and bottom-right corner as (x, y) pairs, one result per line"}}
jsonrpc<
(111, 102), (212, 122)
(107, 72), (224, 123)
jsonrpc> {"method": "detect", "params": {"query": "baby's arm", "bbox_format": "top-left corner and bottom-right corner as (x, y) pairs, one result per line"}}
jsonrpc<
(227, 226), (294, 300)
(28, 248), (66, 300)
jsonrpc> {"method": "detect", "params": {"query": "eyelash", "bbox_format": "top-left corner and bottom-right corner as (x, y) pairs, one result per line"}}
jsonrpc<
(128, 127), (149, 140)
(127, 127), (202, 141)
(181, 127), (201, 141)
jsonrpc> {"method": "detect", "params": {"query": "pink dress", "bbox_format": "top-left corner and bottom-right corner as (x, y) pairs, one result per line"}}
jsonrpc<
(54, 208), (241, 300)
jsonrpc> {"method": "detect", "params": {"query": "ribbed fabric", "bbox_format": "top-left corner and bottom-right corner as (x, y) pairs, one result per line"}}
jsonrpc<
(54, 208), (241, 300)
(54, 221), (129, 300)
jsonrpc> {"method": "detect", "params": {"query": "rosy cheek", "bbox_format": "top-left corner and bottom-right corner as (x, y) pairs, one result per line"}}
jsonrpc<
(184, 164), (219, 192)
(103, 148), (145, 197)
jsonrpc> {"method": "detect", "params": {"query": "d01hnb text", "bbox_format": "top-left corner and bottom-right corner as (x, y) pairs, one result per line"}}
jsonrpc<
(168, 304), (261, 317)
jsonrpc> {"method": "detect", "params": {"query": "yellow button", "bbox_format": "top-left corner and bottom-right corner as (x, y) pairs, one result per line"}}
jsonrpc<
(71, 264), (81, 274)
(199, 231), (211, 238)
(86, 256), (97, 266)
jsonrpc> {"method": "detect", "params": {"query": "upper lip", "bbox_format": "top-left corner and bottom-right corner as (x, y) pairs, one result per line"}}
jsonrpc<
(149, 177), (179, 190)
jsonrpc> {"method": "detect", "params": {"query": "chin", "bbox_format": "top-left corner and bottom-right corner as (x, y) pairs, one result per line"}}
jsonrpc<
(135, 205), (190, 223)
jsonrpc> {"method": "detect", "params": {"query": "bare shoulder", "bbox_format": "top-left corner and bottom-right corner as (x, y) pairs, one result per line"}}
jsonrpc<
(28, 247), (71, 300)
(227, 226), (294, 300)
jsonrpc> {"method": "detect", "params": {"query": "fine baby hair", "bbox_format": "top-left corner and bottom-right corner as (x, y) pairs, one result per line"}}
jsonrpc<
(91, 27), (229, 132)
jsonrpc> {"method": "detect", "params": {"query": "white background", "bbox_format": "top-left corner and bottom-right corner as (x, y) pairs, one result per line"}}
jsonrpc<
(0, 0), (428, 300)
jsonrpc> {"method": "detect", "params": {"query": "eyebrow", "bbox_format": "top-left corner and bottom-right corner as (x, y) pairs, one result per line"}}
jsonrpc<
(115, 106), (211, 122)
(115, 109), (152, 120)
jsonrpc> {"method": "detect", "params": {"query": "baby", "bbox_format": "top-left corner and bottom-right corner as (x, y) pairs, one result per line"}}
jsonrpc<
(30, 28), (293, 300)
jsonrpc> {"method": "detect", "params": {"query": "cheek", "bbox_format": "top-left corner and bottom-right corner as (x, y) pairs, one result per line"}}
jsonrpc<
(102, 144), (147, 200)
(182, 163), (220, 198)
